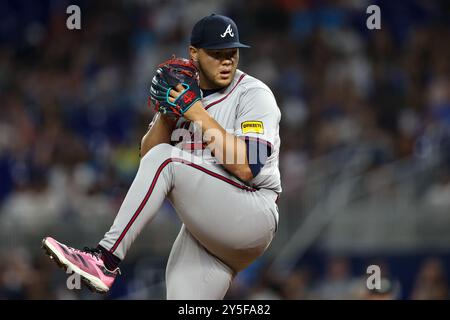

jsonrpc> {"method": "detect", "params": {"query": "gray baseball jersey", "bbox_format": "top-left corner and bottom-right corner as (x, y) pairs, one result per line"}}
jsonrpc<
(173, 69), (282, 193)
(99, 69), (281, 299)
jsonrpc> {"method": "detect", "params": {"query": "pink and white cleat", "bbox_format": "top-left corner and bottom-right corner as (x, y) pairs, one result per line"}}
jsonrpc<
(42, 237), (120, 293)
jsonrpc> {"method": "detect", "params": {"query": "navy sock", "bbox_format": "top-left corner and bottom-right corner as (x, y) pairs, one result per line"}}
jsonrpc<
(97, 245), (121, 271)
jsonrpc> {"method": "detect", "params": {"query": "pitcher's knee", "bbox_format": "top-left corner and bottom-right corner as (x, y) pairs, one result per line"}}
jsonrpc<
(140, 143), (179, 165)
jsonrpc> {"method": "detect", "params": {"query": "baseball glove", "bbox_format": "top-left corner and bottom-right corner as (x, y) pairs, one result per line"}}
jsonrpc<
(149, 56), (201, 118)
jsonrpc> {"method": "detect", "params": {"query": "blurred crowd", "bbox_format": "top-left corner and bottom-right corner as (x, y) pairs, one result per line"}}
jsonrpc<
(226, 255), (449, 300)
(0, 0), (449, 299)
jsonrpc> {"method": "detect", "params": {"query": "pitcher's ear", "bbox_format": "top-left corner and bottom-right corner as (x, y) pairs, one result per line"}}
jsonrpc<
(189, 46), (199, 62)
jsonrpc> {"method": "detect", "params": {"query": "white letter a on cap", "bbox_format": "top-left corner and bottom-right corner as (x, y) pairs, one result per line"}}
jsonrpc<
(220, 24), (234, 38)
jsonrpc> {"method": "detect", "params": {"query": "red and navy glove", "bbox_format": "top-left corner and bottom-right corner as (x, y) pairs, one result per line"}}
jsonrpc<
(149, 56), (202, 118)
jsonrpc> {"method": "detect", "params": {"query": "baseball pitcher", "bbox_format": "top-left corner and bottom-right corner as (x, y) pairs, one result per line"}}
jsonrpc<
(42, 14), (281, 299)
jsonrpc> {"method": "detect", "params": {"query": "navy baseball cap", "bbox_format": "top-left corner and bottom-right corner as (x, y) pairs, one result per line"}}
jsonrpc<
(190, 14), (250, 49)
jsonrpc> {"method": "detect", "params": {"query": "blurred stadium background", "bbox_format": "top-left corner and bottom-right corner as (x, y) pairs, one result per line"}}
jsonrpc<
(0, 0), (449, 300)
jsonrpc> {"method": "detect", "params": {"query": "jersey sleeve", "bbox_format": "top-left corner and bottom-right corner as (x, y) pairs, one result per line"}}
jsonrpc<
(234, 87), (281, 177)
(235, 87), (280, 144)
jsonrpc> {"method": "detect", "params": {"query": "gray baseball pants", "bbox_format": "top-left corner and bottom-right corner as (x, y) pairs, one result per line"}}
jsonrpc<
(99, 143), (278, 299)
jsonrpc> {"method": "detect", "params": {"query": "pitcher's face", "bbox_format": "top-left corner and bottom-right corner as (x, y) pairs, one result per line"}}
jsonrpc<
(190, 47), (239, 89)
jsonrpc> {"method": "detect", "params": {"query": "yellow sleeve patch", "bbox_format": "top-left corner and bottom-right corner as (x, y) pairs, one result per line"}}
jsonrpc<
(241, 121), (264, 134)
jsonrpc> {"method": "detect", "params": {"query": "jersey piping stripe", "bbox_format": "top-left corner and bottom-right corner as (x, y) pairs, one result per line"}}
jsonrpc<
(204, 73), (246, 110)
(110, 158), (257, 254)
